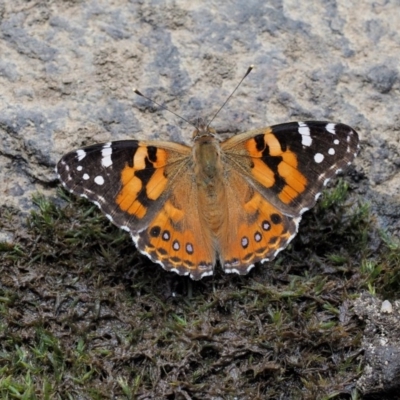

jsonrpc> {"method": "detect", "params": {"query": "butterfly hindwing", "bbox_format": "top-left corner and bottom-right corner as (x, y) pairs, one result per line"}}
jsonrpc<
(218, 168), (300, 275)
(132, 170), (217, 279)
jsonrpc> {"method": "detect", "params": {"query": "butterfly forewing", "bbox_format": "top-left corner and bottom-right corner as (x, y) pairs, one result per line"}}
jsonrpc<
(56, 140), (191, 232)
(222, 121), (359, 216)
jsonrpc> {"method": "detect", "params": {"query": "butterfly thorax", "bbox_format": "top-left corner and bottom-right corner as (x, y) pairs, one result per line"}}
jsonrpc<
(193, 137), (221, 180)
(192, 128), (227, 237)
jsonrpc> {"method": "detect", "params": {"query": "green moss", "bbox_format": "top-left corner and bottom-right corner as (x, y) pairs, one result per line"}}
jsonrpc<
(0, 181), (397, 398)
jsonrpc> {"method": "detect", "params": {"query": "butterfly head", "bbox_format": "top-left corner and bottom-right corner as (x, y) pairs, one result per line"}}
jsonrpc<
(191, 119), (217, 142)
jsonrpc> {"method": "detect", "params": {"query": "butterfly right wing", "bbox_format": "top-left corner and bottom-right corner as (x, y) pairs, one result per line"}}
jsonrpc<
(216, 121), (359, 275)
(221, 121), (359, 216)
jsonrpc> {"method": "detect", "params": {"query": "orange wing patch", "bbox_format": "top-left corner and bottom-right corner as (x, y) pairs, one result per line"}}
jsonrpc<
(222, 193), (298, 274)
(133, 176), (217, 280)
(219, 170), (299, 275)
(245, 129), (308, 205)
(116, 146), (169, 219)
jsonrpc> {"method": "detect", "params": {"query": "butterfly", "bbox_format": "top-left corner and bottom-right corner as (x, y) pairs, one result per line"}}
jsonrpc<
(56, 120), (359, 280)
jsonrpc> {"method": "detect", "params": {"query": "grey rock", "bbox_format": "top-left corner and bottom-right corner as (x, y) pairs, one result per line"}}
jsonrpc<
(367, 65), (398, 94)
(355, 293), (400, 399)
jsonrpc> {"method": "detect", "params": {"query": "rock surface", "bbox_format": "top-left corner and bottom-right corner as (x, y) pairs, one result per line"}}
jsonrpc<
(0, 1), (399, 227)
(354, 294), (400, 399)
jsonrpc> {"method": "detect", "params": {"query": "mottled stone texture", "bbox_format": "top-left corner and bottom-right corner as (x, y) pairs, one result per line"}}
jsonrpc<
(354, 294), (400, 399)
(0, 0), (398, 220)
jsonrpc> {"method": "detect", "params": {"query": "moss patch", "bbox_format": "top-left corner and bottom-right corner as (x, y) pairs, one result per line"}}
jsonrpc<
(1, 180), (398, 399)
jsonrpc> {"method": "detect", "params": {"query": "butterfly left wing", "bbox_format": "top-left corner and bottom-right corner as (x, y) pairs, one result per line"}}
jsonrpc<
(217, 121), (359, 275)
(56, 140), (218, 279)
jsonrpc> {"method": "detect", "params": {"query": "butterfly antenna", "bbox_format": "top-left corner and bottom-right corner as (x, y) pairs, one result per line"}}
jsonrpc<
(134, 89), (197, 129)
(206, 65), (254, 129)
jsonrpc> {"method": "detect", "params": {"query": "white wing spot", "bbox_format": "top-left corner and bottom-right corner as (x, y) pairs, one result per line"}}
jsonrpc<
(131, 233), (139, 245)
(301, 134), (312, 147)
(334, 139), (340, 145)
(76, 149), (86, 161)
(246, 264), (256, 273)
(163, 231), (170, 240)
(323, 178), (331, 186)
(314, 153), (324, 163)
(298, 122), (312, 147)
(273, 247), (285, 258)
(225, 268), (241, 275)
(326, 123), (336, 134)
(94, 175), (105, 185)
(196, 270), (213, 279)
(262, 221), (271, 231)
(83, 173), (90, 180)
(328, 148), (335, 155)
(101, 143), (113, 168)
(293, 216), (301, 231)
(77, 166), (83, 171)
